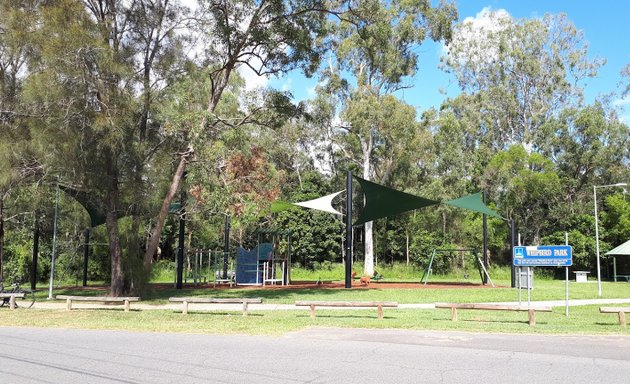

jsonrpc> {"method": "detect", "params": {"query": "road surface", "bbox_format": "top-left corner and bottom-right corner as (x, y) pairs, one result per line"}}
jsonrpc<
(1, 327), (629, 383)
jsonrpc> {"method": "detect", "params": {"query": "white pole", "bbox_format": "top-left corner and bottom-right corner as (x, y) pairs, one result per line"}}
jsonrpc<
(527, 267), (531, 306)
(48, 181), (59, 300)
(518, 267), (521, 306)
(594, 185), (602, 297)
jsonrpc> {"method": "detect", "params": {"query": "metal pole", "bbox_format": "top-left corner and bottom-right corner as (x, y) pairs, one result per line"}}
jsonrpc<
(345, 171), (353, 289)
(482, 192), (488, 285)
(31, 215), (40, 290)
(527, 267), (531, 306)
(48, 181), (59, 300)
(594, 185), (602, 297)
(223, 214), (230, 279)
(518, 267), (521, 306)
(510, 219), (515, 288)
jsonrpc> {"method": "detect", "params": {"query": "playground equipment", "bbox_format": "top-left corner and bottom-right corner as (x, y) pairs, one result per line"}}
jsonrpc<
(180, 249), (235, 287)
(235, 228), (291, 286)
(421, 248), (494, 287)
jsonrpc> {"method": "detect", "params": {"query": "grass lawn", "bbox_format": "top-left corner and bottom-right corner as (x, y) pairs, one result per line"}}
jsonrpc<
(2, 278), (629, 336)
(1, 304), (628, 336)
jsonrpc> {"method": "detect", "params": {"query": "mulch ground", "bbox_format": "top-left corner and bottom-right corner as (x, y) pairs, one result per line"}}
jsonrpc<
(178, 280), (504, 290)
(62, 280), (504, 292)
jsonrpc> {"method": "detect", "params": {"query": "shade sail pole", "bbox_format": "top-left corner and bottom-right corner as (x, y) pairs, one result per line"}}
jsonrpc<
(345, 170), (353, 289)
(483, 191), (488, 285)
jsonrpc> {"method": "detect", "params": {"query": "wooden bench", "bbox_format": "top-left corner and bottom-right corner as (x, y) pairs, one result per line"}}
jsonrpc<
(295, 301), (399, 320)
(168, 297), (263, 316)
(435, 303), (553, 326)
(55, 295), (140, 312)
(599, 307), (630, 327)
(0, 292), (26, 310)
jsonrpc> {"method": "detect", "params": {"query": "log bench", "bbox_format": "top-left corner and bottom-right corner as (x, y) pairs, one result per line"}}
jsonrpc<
(55, 295), (140, 312)
(435, 303), (553, 326)
(295, 301), (399, 320)
(168, 297), (263, 316)
(599, 307), (630, 327)
(0, 292), (26, 310)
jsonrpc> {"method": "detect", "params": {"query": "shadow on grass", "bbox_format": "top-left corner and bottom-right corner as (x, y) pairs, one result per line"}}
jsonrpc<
(177, 311), (264, 318)
(64, 308), (142, 313)
(294, 314), (385, 320)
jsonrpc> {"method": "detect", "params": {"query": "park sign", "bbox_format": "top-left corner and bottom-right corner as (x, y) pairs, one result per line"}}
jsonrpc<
(513, 245), (573, 267)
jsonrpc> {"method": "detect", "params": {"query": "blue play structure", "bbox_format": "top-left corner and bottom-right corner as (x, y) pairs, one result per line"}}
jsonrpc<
(236, 243), (273, 285)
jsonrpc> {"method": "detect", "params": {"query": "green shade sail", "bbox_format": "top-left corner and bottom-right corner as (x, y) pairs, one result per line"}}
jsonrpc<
(444, 192), (502, 219)
(59, 185), (107, 227)
(272, 178), (502, 225)
(354, 176), (439, 225)
(271, 200), (297, 213)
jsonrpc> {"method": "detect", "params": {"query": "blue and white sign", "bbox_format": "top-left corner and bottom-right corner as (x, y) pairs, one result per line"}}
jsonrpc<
(513, 245), (573, 267)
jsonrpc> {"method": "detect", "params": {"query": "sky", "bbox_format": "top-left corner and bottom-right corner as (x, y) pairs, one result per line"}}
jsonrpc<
(258, 0), (630, 121)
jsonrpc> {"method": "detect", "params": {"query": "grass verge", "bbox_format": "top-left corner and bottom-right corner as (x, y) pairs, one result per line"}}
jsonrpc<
(0, 305), (628, 336)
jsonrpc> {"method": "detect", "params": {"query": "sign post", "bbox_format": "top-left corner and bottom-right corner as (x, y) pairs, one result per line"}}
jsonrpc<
(513, 245), (573, 311)
(513, 245), (573, 267)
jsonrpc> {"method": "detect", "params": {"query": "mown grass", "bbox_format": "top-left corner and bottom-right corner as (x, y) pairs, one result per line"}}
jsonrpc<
(4, 276), (629, 336)
(1, 304), (628, 336)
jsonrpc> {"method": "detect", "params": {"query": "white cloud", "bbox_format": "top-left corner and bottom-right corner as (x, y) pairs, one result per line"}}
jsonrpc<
(307, 85), (317, 98)
(461, 7), (512, 32)
(443, 7), (513, 64)
(238, 63), (269, 91)
(613, 95), (630, 107)
(281, 78), (293, 92)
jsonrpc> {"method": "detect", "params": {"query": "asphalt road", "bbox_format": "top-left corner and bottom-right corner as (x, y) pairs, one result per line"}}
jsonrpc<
(1, 327), (629, 383)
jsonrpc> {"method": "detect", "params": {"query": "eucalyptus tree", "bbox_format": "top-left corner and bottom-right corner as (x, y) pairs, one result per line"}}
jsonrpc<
(143, 0), (358, 267)
(318, 0), (456, 275)
(483, 145), (563, 245)
(441, 11), (604, 152)
(544, 104), (630, 213)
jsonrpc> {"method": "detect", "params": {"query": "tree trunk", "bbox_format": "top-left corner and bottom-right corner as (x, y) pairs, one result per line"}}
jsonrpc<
(143, 64), (234, 272)
(362, 143), (374, 276)
(0, 197), (4, 279)
(144, 150), (190, 271)
(105, 158), (124, 296)
(406, 230), (409, 266)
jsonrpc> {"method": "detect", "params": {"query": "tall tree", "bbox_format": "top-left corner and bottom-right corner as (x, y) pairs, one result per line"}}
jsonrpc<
(0, 0), (40, 278)
(442, 11), (604, 151)
(320, 0), (456, 275)
(19, 0), (191, 295)
(143, 0), (353, 268)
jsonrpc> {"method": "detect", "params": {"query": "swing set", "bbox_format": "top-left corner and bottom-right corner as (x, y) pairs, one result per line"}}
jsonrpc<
(421, 248), (494, 287)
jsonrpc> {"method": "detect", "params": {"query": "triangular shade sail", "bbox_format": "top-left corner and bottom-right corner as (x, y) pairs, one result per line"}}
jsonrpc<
(606, 240), (630, 256)
(444, 192), (502, 219)
(354, 176), (439, 225)
(59, 185), (107, 227)
(294, 190), (344, 215)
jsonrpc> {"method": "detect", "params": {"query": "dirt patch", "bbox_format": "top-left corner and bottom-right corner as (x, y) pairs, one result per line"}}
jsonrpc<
(180, 280), (505, 290)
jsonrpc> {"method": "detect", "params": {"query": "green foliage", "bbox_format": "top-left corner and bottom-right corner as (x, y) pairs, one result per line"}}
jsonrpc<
(602, 194), (630, 247)
(1, 2), (629, 286)
(275, 184), (344, 269)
